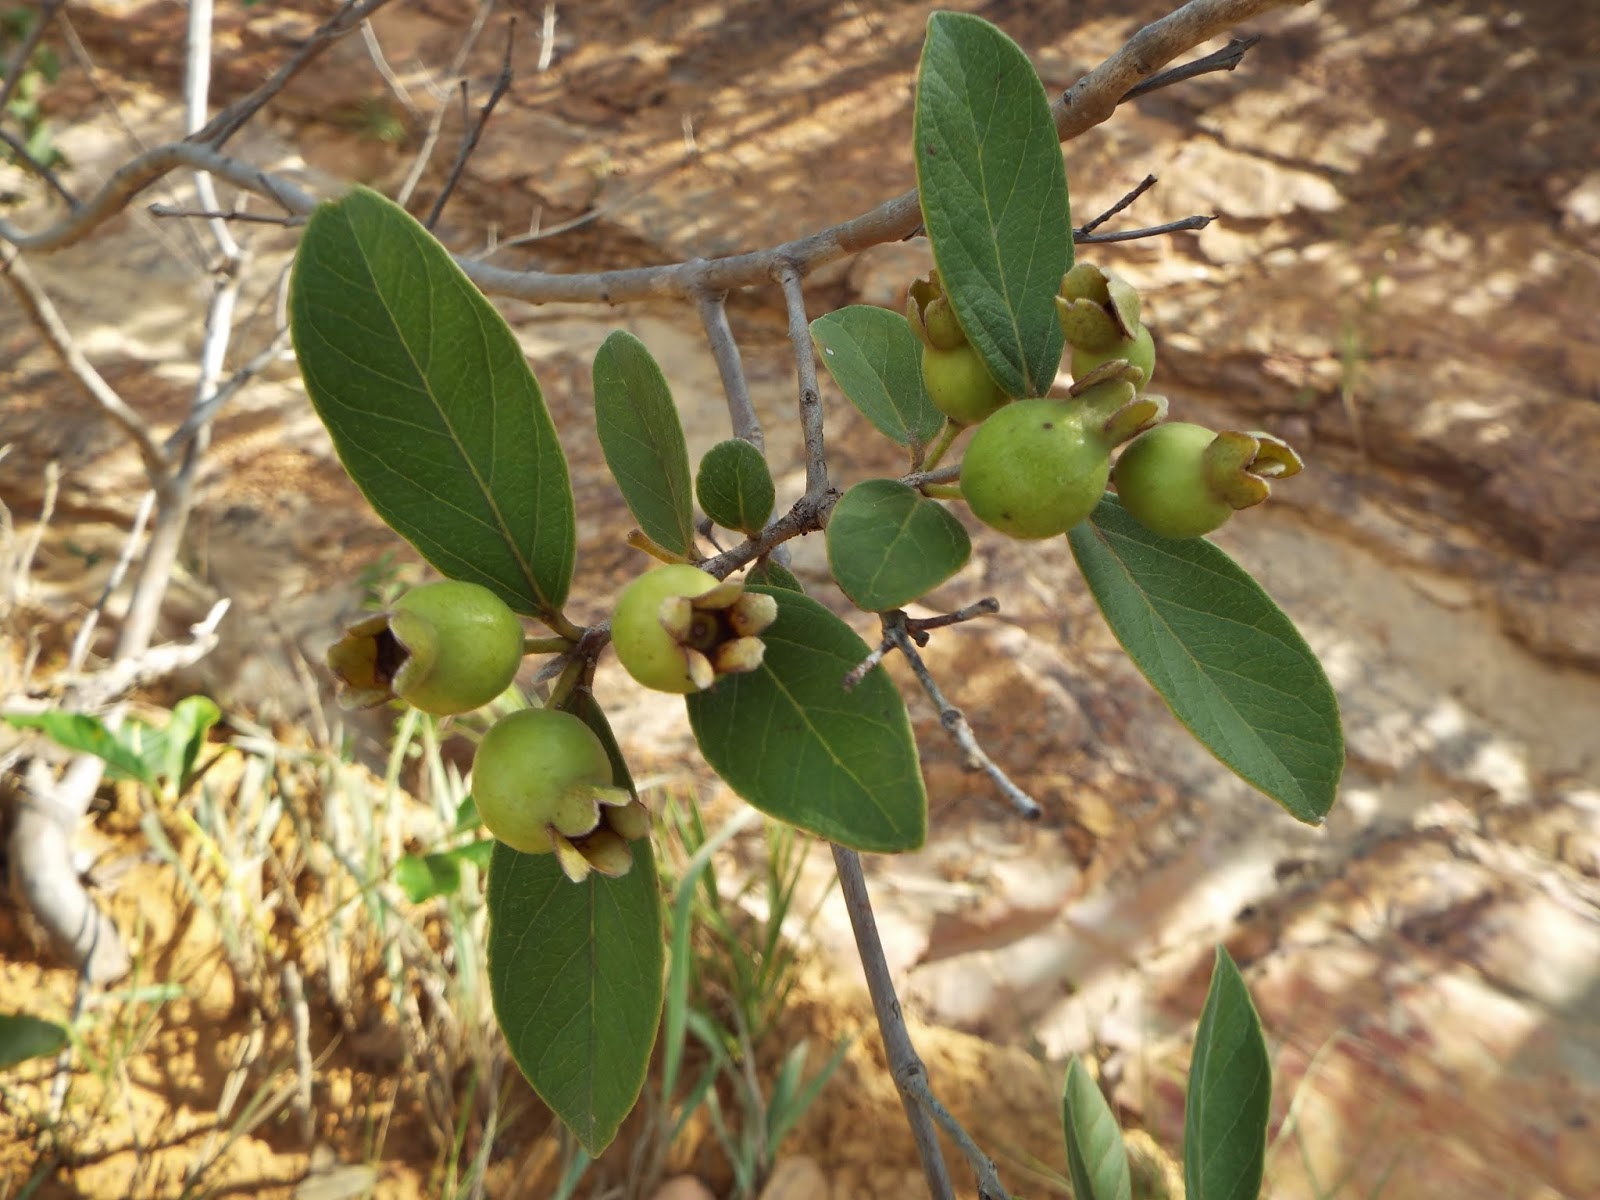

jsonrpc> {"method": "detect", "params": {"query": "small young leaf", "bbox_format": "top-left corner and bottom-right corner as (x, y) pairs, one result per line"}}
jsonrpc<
(0, 1012), (69, 1071)
(1185, 947), (1271, 1200)
(696, 439), (776, 535)
(3, 711), (157, 786)
(746, 559), (805, 593)
(1067, 496), (1343, 824)
(686, 588), (927, 852)
(163, 695), (221, 793)
(394, 839), (496, 904)
(810, 306), (943, 450)
(826, 479), (970, 611)
(290, 186), (576, 622)
(593, 331), (696, 556)
(914, 12), (1071, 397)
(1061, 1056), (1132, 1200)
(487, 841), (663, 1156)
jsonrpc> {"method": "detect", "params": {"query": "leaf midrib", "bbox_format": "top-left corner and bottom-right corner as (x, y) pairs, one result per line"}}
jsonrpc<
(339, 203), (551, 615)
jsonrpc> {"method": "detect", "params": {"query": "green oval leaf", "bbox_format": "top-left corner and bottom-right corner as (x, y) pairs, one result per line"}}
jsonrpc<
(810, 306), (943, 450)
(289, 186), (575, 621)
(3, 711), (157, 786)
(686, 588), (926, 852)
(914, 12), (1070, 397)
(1067, 496), (1343, 824)
(593, 331), (696, 556)
(0, 1012), (69, 1071)
(1062, 1056), (1133, 1200)
(826, 479), (970, 611)
(746, 559), (804, 593)
(1185, 947), (1271, 1200)
(696, 439), (775, 535)
(487, 840), (663, 1156)
(394, 838), (495, 904)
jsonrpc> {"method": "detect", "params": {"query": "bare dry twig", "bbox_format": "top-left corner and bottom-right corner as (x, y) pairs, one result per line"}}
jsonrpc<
(3, 0), (1286, 301)
(425, 20), (516, 231)
(831, 844), (959, 1200)
(697, 288), (762, 451)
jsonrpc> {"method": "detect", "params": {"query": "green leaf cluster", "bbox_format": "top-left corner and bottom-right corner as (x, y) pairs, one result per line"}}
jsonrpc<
(282, 9), (1342, 1167)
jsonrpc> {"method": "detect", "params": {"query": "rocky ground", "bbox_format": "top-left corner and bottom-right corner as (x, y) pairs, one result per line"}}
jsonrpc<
(2, 0), (1598, 1197)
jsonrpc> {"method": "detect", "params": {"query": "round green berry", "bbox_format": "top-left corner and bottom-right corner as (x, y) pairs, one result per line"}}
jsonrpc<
(960, 400), (1111, 539)
(1112, 422), (1234, 538)
(611, 564), (722, 694)
(388, 580), (524, 715)
(1071, 324), (1156, 391)
(472, 708), (614, 855)
(922, 343), (1009, 426)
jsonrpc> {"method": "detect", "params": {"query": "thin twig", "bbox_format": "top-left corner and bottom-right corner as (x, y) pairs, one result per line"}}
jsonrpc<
(147, 204), (305, 227)
(903, 463), (961, 490)
(906, 1076), (1011, 1200)
(167, 326), (292, 453)
(537, 1), (557, 72)
(5, 0), (1298, 300)
(697, 489), (834, 581)
(360, 17), (421, 119)
(882, 616), (1042, 820)
(0, 0), (66, 121)
(907, 597), (1000, 636)
(1077, 174), (1159, 237)
(1056, 4), (1279, 137)
(0, 142), (314, 253)
(841, 600), (1001, 692)
(189, 0), (400, 149)
(0, 127), (78, 209)
(185, 0), (241, 260)
(424, 19), (516, 231)
(1121, 34), (1261, 101)
(473, 201), (610, 257)
(396, 0), (497, 208)
(65, 489), (155, 675)
(697, 288), (762, 451)
(1078, 214), (1214, 244)
(777, 265), (828, 497)
(831, 845), (957, 1200)
(55, 5), (206, 269)
(0, 242), (169, 482)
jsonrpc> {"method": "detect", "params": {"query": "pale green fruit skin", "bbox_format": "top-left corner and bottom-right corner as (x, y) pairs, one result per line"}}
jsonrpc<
(1113, 422), (1233, 538)
(1071, 324), (1156, 391)
(612, 564), (719, 694)
(922, 343), (1009, 426)
(391, 580), (524, 715)
(473, 708), (613, 855)
(960, 400), (1111, 539)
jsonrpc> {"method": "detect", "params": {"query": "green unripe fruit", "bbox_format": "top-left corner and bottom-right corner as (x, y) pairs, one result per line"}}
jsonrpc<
(612, 564), (722, 694)
(960, 400), (1112, 539)
(922, 343), (1009, 426)
(366, 579), (521, 713)
(472, 708), (615, 855)
(1112, 422), (1234, 538)
(1071, 324), (1155, 392)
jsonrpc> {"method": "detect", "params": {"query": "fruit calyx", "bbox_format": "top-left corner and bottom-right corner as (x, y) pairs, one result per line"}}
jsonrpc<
(326, 579), (524, 715)
(1058, 262), (1156, 391)
(1112, 422), (1304, 539)
(472, 706), (651, 883)
(611, 564), (777, 694)
(906, 268), (968, 351)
